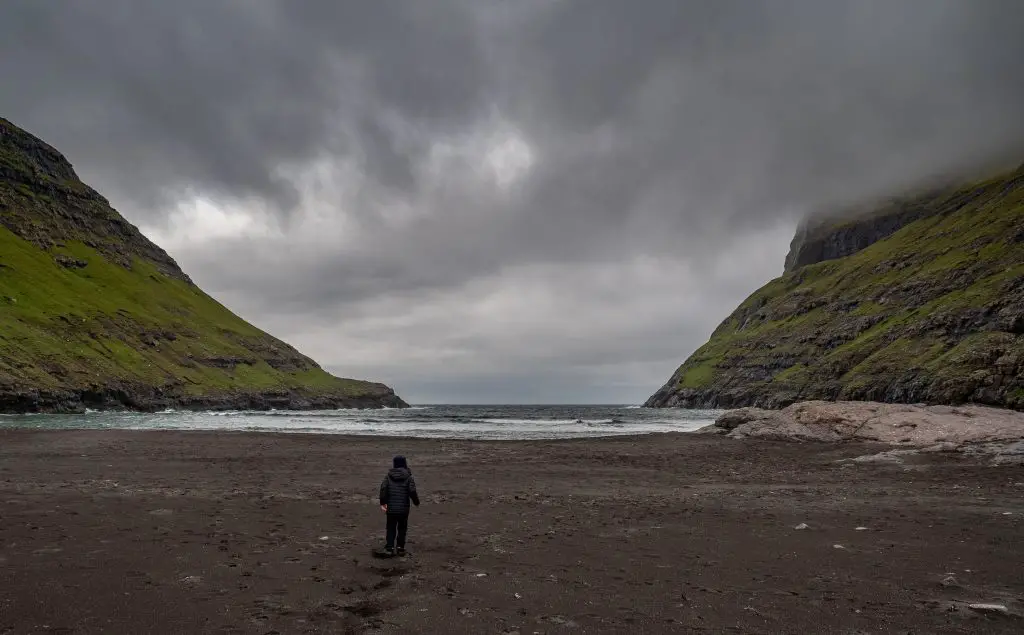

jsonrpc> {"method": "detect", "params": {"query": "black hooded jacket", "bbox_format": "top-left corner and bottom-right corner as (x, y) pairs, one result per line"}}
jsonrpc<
(379, 459), (419, 515)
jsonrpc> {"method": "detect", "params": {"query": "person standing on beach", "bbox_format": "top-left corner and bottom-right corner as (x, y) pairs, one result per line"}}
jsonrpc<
(379, 455), (420, 556)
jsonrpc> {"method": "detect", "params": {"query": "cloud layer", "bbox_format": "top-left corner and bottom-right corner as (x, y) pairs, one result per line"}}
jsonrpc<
(3, 0), (1023, 402)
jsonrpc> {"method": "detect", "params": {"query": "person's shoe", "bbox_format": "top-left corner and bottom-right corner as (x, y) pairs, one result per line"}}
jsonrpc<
(382, 547), (395, 557)
(396, 547), (406, 557)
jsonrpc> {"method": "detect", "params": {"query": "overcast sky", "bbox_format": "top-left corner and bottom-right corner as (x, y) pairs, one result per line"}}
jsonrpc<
(2, 1), (1023, 403)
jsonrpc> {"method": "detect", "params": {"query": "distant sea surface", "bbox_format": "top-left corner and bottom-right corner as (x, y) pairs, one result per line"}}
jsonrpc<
(0, 405), (720, 440)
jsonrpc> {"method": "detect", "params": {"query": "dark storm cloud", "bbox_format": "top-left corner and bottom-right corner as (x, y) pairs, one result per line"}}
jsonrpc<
(2, 1), (1023, 402)
(0, 0), (489, 213)
(3, 0), (1022, 229)
(508, 0), (1024, 235)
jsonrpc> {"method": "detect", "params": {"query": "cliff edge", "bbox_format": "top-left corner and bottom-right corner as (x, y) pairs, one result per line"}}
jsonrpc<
(646, 163), (1024, 410)
(0, 117), (407, 412)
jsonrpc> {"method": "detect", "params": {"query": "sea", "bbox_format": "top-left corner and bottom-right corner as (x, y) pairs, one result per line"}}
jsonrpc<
(0, 405), (719, 441)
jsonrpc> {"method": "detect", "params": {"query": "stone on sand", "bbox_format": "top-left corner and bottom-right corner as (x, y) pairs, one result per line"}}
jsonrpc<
(967, 603), (1010, 615)
(708, 401), (1024, 452)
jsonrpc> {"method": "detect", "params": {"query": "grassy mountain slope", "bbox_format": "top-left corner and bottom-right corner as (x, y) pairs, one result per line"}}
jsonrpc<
(0, 116), (405, 412)
(646, 164), (1024, 410)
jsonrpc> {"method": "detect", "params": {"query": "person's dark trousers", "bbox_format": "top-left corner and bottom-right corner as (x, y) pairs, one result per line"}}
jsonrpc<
(385, 513), (409, 550)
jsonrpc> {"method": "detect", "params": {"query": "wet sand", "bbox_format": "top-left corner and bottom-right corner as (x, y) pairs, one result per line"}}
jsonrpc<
(0, 430), (1022, 634)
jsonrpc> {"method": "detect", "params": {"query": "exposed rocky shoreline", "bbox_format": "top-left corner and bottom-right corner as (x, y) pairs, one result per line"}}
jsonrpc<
(701, 400), (1024, 464)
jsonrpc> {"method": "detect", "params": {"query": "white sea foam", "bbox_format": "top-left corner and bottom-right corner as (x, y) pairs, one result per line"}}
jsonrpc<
(0, 405), (720, 440)
(479, 418), (617, 425)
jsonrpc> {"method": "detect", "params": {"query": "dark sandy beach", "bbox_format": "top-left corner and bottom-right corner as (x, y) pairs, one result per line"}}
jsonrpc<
(1, 430), (1022, 634)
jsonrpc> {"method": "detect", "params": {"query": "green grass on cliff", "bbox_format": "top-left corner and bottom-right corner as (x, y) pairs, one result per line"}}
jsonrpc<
(663, 164), (1024, 408)
(0, 115), (398, 410)
(0, 225), (382, 401)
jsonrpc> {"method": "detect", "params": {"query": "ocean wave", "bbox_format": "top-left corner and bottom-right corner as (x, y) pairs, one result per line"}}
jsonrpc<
(478, 418), (617, 425)
(0, 405), (722, 440)
(196, 408), (416, 418)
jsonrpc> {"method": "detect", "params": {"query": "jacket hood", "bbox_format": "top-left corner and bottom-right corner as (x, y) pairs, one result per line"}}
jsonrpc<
(387, 466), (411, 481)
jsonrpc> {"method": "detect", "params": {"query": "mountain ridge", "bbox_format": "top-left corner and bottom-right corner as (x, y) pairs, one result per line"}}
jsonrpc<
(646, 163), (1024, 410)
(0, 116), (406, 413)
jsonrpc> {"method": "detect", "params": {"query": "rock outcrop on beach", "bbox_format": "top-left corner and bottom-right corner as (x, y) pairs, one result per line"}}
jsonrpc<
(701, 401), (1024, 464)
(646, 163), (1024, 410)
(0, 116), (406, 412)
(704, 400), (1024, 445)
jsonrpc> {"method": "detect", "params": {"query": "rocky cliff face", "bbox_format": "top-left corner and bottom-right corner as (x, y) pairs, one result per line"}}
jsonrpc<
(783, 182), (998, 272)
(646, 163), (1024, 410)
(0, 117), (406, 412)
(0, 119), (189, 282)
